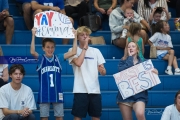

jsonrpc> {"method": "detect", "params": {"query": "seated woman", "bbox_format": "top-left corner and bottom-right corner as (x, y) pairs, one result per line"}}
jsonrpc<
(109, 0), (150, 49)
(117, 41), (158, 120)
(161, 90), (180, 120)
(0, 47), (9, 87)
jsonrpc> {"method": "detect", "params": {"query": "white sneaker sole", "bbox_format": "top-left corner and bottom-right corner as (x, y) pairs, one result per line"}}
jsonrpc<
(165, 71), (173, 75)
(174, 72), (180, 75)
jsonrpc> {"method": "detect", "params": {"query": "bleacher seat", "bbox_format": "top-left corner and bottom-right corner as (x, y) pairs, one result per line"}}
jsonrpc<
(2, 0), (179, 119)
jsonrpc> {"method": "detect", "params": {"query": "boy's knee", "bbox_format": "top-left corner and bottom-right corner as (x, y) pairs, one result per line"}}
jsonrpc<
(169, 49), (174, 54)
(8, 114), (19, 120)
(4, 17), (14, 27)
(23, 3), (32, 13)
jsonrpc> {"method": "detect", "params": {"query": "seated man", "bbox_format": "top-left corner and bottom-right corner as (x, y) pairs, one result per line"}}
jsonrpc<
(0, 0), (14, 44)
(0, 64), (37, 120)
(15, 0), (33, 30)
(94, 0), (117, 28)
(31, 0), (73, 44)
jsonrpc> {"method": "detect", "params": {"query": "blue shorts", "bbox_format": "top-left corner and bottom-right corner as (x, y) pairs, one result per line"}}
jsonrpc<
(157, 52), (168, 59)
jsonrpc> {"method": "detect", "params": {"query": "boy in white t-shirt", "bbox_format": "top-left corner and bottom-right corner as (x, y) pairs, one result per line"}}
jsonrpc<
(0, 64), (36, 120)
(148, 20), (180, 75)
(68, 26), (106, 120)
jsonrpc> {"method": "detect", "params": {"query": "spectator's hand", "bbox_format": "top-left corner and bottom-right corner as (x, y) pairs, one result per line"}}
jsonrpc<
(98, 8), (106, 14)
(19, 108), (30, 117)
(107, 8), (113, 15)
(152, 68), (158, 75)
(162, 7), (168, 13)
(50, 6), (60, 12)
(152, 7), (157, 13)
(83, 36), (90, 49)
(31, 27), (37, 36)
(60, 10), (66, 14)
(128, 47), (132, 56)
(98, 64), (105, 73)
(121, 56), (127, 60)
(22, 108), (30, 117)
(72, 29), (77, 38)
(54, 7), (61, 12)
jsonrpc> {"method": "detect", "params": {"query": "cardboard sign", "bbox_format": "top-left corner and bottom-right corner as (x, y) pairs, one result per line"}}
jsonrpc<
(34, 11), (74, 38)
(113, 60), (161, 99)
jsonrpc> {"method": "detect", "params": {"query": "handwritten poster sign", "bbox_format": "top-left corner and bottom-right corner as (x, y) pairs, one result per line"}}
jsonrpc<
(113, 60), (161, 99)
(34, 11), (74, 38)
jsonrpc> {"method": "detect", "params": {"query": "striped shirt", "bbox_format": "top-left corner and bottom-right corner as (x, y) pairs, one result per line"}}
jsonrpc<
(137, 0), (168, 22)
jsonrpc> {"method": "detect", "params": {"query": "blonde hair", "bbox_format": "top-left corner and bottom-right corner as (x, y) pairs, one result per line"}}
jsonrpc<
(77, 26), (92, 36)
(129, 22), (141, 37)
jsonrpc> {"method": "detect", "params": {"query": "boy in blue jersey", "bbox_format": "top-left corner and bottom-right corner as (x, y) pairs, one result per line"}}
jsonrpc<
(31, 0), (73, 44)
(30, 27), (77, 120)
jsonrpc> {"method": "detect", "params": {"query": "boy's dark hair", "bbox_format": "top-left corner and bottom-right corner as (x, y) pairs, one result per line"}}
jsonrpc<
(154, 7), (163, 16)
(174, 90), (180, 104)
(42, 38), (56, 47)
(155, 20), (166, 33)
(9, 64), (25, 76)
(129, 22), (141, 37)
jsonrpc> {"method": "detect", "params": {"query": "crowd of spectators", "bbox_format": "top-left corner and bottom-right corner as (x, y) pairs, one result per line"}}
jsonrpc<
(1, 0), (180, 120)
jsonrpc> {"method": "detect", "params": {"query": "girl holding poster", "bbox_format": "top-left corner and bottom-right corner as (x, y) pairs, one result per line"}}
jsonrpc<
(117, 41), (158, 120)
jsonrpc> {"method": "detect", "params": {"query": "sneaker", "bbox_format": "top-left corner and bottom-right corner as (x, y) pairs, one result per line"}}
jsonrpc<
(174, 69), (180, 75)
(165, 69), (173, 75)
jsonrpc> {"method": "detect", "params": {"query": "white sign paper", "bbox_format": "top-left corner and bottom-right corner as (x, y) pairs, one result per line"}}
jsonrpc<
(34, 11), (74, 38)
(113, 60), (161, 99)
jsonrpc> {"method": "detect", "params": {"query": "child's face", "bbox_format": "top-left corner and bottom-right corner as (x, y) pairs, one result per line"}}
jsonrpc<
(162, 22), (170, 33)
(125, 10), (134, 18)
(78, 32), (89, 43)
(128, 42), (138, 56)
(153, 13), (161, 22)
(43, 42), (55, 57)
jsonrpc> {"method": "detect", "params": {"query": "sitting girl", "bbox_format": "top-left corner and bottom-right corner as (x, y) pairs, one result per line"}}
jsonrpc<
(148, 20), (180, 75)
(123, 22), (144, 61)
